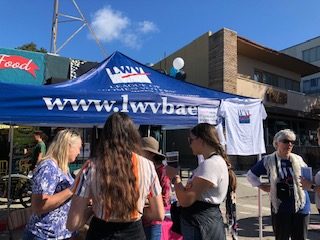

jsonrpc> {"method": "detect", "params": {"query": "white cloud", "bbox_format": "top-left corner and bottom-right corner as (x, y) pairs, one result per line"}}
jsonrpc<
(122, 33), (141, 49)
(90, 6), (129, 42)
(90, 6), (158, 49)
(138, 21), (158, 33)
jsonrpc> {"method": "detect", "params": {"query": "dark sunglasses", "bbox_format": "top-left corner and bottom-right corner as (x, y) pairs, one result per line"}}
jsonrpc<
(280, 139), (296, 145)
(188, 137), (197, 145)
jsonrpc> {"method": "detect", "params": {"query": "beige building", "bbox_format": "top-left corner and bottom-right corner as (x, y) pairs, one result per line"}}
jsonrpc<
(155, 28), (320, 169)
(281, 36), (320, 95)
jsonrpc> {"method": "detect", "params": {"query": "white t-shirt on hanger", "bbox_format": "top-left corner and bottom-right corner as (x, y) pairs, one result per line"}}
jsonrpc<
(219, 99), (267, 155)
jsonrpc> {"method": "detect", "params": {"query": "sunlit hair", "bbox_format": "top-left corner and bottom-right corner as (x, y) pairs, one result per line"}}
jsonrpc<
(273, 129), (296, 148)
(191, 123), (237, 191)
(42, 129), (81, 173)
(95, 112), (142, 220)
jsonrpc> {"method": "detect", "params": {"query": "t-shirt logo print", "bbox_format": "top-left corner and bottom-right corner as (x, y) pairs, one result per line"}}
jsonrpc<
(238, 109), (251, 124)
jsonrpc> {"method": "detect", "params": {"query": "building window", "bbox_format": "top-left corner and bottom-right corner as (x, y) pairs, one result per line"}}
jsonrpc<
(253, 69), (300, 92)
(303, 46), (320, 63)
(266, 118), (318, 147)
(253, 70), (263, 83)
(310, 78), (318, 87)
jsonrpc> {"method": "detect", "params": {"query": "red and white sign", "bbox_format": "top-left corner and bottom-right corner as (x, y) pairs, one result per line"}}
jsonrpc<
(0, 54), (39, 77)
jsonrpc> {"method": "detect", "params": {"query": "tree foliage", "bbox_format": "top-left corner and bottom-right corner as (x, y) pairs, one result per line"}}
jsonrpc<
(16, 42), (47, 53)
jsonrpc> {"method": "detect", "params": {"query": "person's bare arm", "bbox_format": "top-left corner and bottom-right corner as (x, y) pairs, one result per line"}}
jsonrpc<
(258, 183), (270, 192)
(37, 152), (43, 163)
(32, 188), (73, 215)
(173, 176), (213, 207)
(67, 195), (93, 231)
(143, 194), (164, 222)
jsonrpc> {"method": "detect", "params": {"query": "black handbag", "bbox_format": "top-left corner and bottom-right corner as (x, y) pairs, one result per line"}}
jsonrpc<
(276, 181), (291, 201)
(170, 201), (182, 234)
(275, 156), (291, 201)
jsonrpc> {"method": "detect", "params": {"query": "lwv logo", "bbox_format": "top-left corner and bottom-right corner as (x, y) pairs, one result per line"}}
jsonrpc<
(106, 66), (151, 84)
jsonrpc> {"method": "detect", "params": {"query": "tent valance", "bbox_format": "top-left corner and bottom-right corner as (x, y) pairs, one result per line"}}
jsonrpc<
(0, 51), (244, 127)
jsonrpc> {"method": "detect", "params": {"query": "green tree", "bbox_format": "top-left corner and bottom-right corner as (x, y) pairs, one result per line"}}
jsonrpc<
(16, 42), (47, 53)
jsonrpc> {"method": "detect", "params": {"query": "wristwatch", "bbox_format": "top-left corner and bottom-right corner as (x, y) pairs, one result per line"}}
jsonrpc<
(311, 184), (316, 191)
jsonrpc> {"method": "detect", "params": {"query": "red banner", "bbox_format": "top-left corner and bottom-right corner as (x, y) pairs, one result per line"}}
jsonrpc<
(0, 54), (39, 77)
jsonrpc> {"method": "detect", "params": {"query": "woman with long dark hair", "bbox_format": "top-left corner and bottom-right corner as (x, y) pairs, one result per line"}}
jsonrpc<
(166, 123), (233, 240)
(67, 113), (164, 239)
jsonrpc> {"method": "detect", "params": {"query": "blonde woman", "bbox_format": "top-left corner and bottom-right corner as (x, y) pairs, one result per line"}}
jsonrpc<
(23, 129), (82, 240)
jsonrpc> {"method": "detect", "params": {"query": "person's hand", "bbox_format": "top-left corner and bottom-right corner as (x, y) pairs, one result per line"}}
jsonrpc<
(144, 198), (150, 207)
(300, 176), (312, 190)
(259, 183), (270, 192)
(165, 165), (179, 179)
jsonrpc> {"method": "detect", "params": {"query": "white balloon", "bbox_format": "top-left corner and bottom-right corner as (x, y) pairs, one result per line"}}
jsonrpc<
(173, 57), (184, 70)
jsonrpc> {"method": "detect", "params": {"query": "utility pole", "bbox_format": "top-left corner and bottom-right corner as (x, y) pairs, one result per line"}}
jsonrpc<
(50, 0), (107, 57)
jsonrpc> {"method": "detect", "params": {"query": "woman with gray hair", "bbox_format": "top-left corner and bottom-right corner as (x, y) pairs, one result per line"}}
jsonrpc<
(247, 129), (311, 240)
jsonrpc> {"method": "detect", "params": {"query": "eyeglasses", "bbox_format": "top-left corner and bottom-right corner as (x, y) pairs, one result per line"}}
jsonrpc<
(188, 137), (197, 145)
(280, 139), (295, 145)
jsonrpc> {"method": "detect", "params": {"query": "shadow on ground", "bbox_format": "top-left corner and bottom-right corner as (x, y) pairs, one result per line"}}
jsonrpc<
(237, 214), (320, 240)
(237, 216), (274, 238)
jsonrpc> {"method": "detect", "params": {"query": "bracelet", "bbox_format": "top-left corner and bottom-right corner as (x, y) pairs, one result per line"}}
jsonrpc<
(171, 175), (181, 185)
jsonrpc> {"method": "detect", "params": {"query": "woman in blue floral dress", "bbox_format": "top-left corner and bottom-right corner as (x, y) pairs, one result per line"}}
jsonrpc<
(23, 129), (82, 240)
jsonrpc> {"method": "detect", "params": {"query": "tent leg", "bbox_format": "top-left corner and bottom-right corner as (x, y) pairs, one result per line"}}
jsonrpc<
(258, 154), (263, 240)
(7, 125), (14, 238)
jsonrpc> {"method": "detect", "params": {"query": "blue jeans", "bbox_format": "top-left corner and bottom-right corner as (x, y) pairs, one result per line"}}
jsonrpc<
(144, 224), (162, 240)
(180, 217), (201, 240)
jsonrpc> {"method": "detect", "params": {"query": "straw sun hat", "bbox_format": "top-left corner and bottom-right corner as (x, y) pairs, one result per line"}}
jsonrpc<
(141, 137), (166, 160)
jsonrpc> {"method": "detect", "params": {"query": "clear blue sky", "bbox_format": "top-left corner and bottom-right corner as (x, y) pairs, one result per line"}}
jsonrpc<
(0, 0), (319, 65)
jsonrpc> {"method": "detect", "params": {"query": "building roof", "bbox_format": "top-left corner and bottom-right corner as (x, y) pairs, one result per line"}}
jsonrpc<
(281, 35), (320, 51)
(237, 36), (320, 77)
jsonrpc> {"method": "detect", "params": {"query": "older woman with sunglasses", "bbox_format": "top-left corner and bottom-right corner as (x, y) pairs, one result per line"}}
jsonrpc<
(247, 129), (310, 240)
(166, 123), (232, 240)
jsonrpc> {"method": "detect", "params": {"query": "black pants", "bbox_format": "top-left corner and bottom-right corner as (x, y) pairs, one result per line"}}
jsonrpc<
(86, 216), (146, 240)
(271, 212), (309, 240)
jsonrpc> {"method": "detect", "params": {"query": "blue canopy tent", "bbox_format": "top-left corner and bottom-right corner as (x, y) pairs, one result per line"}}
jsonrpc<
(0, 51), (248, 213)
(0, 51), (243, 127)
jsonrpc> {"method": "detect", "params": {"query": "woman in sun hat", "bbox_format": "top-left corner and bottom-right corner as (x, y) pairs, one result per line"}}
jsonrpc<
(141, 136), (171, 240)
